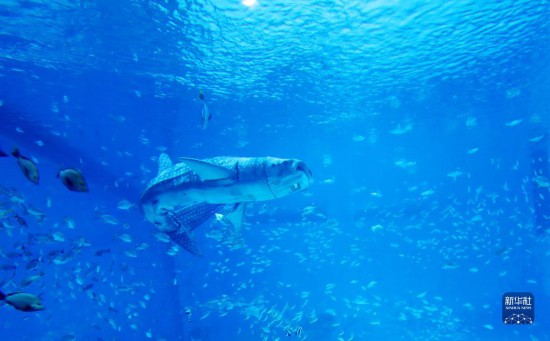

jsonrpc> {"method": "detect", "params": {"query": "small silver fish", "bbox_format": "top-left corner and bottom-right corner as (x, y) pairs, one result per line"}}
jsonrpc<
(184, 306), (192, 322)
(20, 272), (44, 287)
(100, 214), (118, 225)
(57, 168), (89, 192)
(117, 200), (135, 211)
(285, 326), (303, 336)
(12, 148), (39, 184)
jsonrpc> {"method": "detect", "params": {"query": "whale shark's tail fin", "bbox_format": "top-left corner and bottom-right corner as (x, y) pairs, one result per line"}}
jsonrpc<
(166, 202), (222, 256)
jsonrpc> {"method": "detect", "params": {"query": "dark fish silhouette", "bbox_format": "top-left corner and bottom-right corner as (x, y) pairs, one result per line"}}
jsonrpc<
(12, 148), (39, 184)
(25, 258), (40, 271)
(199, 90), (211, 129)
(57, 168), (89, 192)
(14, 214), (28, 227)
(94, 249), (111, 256)
(0, 291), (45, 312)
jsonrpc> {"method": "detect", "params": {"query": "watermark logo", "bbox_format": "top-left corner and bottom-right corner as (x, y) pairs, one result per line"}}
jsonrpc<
(502, 292), (534, 325)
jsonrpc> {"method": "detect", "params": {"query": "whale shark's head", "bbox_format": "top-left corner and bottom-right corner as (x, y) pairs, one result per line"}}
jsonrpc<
(264, 157), (313, 198)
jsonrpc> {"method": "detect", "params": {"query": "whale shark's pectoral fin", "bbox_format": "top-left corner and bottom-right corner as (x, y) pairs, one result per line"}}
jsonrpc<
(167, 228), (203, 256)
(224, 203), (246, 235)
(179, 157), (236, 181)
(165, 202), (222, 256)
(169, 202), (222, 231)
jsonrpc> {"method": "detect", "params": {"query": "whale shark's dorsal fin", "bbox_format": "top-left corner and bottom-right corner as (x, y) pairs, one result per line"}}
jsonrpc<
(158, 153), (173, 175)
(179, 157), (236, 181)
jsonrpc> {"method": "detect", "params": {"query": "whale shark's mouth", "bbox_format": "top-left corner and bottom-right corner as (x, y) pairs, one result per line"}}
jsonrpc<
(266, 159), (312, 198)
(295, 161), (313, 186)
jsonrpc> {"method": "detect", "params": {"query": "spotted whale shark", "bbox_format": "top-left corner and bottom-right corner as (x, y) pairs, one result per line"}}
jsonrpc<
(140, 154), (313, 256)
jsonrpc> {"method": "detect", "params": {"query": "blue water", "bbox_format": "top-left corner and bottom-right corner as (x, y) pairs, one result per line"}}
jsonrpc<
(1, 0), (549, 340)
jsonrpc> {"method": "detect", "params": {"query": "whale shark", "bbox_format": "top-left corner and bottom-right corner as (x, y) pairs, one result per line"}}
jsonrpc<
(140, 154), (313, 256)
